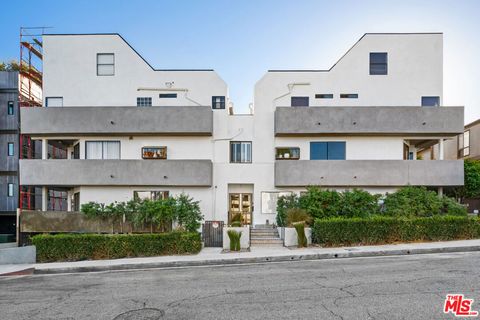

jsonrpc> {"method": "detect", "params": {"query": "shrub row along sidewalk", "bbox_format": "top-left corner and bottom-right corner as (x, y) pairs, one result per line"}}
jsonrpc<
(313, 216), (480, 247)
(31, 232), (202, 263)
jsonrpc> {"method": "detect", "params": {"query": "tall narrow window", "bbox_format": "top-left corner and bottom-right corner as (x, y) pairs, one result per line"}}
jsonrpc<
(370, 52), (388, 75)
(85, 141), (120, 159)
(97, 53), (115, 76)
(46, 97), (63, 107)
(7, 183), (14, 197)
(212, 96), (225, 109)
(458, 130), (470, 158)
(310, 142), (346, 160)
(7, 101), (14, 115)
(137, 97), (152, 107)
(421, 96), (440, 107)
(73, 143), (80, 159)
(291, 96), (309, 107)
(230, 141), (252, 163)
(7, 142), (14, 156)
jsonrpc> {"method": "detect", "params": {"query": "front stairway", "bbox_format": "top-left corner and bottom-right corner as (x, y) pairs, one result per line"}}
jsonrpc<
(250, 225), (283, 246)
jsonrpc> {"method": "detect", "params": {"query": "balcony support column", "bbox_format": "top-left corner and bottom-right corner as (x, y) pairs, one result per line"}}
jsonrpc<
(41, 186), (48, 211)
(439, 138), (444, 160)
(41, 138), (47, 160)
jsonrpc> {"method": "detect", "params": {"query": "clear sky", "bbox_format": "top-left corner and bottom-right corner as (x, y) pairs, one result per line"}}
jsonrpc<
(1, 0), (479, 122)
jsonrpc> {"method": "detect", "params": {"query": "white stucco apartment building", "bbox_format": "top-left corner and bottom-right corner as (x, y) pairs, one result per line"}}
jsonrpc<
(19, 32), (464, 226)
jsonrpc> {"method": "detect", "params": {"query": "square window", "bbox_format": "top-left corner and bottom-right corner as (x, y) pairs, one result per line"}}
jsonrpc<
(85, 141), (120, 159)
(291, 96), (309, 107)
(137, 97), (152, 107)
(370, 52), (388, 75)
(7, 142), (14, 156)
(212, 96), (225, 109)
(97, 53), (115, 76)
(230, 141), (252, 163)
(7, 101), (14, 115)
(421, 96), (440, 107)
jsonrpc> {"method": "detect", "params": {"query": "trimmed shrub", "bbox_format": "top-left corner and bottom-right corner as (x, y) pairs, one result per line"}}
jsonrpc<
(299, 187), (341, 220)
(312, 216), (480, 246)
(276, 193), (299, 227)
(339, 189), (380, 218)
(286, 208), (312, 227)
(293, 222), (307, 248)
(31, 232), (202, 262)
(227, 230), (242, 251)
(384, 186), (466, 217)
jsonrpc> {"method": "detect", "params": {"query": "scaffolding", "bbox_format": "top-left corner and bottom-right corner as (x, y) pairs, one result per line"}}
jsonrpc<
(19, 27), (47, 210)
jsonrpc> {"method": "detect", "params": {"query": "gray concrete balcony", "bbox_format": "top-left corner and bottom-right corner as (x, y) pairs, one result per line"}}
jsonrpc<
(20, 106), (213, 136)
(274, 160), (464, 187)
(274, 106), (464, 136)
(19, 159), (212, 187)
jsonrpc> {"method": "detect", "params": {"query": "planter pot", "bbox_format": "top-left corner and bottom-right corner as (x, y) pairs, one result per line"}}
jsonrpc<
(277, 227), (285, 240)
(283, 227), (312, 247)
(223, 226), (250, 250)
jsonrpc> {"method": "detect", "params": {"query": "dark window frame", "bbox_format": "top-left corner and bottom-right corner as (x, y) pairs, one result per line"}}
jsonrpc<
(230, 141), (252, 163)
(340, 94), (358, 99)
(275, 147), (300, 160)
(315, 94), (334, 99)
(45, 96), (63, 107)
(421, 96), (440, 107)
(291, 96), (309, 107)
(159, 93), (178, 99)
(134, 190), (169, 201)
(310, 141), (346, 160)
(7, 183), (14, 197)
(142, 146), (167, 159)
(7, 101), (14, 115)
(212, 96), (226, 109)
(369, 52), (388, 75)
(96, 53), (115, 76)
(7, 142), (14, 156)
(137, 97), (152, 106)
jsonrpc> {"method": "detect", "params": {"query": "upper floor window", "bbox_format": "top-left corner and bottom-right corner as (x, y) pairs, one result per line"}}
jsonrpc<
(7, 183), (14, 197)
(291, 96), (309, 107)
(85, 141), (120, 159)
(46, 97), (63, 107)
(370, 52), (388, 75)
(7, 101), (14, 115)
(134, 191), (169, 201)
(137, 97), (152, 107)
(159, 93), (177, 98)
(421, 96), (440, 107)
(212, 96), (225, 109)
(458, 130), (470, 158)
(7, 142), (14, 156)
(230, 141), (252, 163)
(276, 147), (300, 160)
(142, 146), (167, 159)
(310, 142), (346, 160)
(315, 94), (333, 99)
(340, 94), (358, 99)
(97, 53), (115, 76)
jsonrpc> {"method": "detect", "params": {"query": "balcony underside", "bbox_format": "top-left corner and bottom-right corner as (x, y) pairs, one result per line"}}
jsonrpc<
(274, 160), (464, 187)
(20, 159), (212, 187)
(275, 106), (464, 136)
(20, 106), (213, 136)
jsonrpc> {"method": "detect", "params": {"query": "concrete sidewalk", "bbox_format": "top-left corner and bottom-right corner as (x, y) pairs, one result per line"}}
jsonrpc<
(2, 239), (480, 275)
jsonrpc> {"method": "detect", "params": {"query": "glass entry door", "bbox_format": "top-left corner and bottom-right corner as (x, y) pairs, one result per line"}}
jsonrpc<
(229, 193), (252, 225)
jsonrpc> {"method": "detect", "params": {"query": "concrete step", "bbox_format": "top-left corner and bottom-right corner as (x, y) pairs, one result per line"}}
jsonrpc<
(251, 239), (284, 245)
(250, 233), (279, 238)
(253, 225), (276, 229)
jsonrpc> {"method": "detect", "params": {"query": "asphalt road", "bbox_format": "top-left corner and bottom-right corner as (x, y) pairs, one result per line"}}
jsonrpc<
(1, 252), (479, 320)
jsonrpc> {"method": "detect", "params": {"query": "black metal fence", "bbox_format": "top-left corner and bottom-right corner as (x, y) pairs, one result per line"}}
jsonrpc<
(202, 221), (224, 247)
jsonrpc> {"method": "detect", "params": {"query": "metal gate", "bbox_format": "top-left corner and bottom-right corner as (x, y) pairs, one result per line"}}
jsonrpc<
(202, 221), (224, 247)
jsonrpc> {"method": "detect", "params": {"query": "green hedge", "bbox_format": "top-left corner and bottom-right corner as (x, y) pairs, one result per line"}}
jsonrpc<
(31, 232), (202, 262)
(313, 216), (480, 246)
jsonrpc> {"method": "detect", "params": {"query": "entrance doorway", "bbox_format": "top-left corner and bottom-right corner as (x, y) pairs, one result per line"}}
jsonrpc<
(229, 193), (252, 225)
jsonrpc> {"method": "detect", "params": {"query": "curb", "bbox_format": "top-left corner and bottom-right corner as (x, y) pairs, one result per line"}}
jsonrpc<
(33, 244), (480, 275)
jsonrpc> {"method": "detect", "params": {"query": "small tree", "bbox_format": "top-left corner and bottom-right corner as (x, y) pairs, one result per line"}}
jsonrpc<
(276, 193), (299, 227)
(175, 193), (203, 232)
(450, 159), (480, 201)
